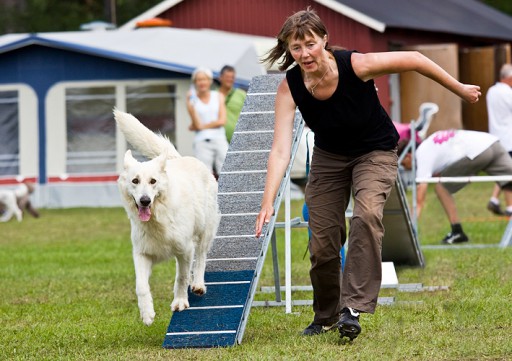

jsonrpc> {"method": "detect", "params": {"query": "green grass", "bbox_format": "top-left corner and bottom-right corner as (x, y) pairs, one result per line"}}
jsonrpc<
(1, 183), (512, 360)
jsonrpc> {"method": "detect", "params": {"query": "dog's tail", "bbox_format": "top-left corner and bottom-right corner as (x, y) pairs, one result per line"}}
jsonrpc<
(113, 108), (180, 159)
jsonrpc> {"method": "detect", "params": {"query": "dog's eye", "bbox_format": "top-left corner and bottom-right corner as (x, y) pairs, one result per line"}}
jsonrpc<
(132, 178), (139, 184)
(150, 179), (157, 185)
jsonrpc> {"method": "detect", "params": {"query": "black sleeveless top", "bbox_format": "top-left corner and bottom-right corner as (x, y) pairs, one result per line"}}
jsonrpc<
(286, 50), (399, 156)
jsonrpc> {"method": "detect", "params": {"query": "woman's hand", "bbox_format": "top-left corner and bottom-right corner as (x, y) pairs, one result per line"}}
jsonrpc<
(255, 205), (274, 238)
(459, 83), (481, 104)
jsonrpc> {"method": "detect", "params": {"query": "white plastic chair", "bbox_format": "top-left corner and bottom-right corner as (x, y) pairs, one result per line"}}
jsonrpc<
(414, 102), (439, 140)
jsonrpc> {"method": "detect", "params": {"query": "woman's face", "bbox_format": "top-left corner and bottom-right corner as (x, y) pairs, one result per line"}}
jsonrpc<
(288, 32), (326, 73)
(194, 72), (212, 93)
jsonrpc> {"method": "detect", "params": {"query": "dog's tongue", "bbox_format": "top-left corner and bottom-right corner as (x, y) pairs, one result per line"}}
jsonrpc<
(138, 206), (151, 222)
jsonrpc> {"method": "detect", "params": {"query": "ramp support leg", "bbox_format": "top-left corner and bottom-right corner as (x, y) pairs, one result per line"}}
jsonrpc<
(284, 179), (292, 314)
(500, 217), (512, 248)
(270, 231), (282, 302)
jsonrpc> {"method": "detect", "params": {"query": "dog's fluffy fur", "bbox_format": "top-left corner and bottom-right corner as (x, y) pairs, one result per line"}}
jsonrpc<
(0, 182), (39, 222)
(113, 109), (220, 326)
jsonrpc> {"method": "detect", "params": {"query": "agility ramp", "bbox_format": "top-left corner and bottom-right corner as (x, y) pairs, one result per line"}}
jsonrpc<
(162, 74), (423, 349)
(163, 74), (305, 348)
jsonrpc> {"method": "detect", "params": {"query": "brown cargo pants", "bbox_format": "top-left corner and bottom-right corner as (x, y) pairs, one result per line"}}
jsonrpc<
(305, 146), (398, 325)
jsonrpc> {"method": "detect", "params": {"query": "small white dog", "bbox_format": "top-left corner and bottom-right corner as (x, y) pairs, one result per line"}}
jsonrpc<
(113, 109), (220, 326)
(0, 182), (39, 222)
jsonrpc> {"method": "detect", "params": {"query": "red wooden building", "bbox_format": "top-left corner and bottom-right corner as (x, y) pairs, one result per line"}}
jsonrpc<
(120, 0), (512, 132)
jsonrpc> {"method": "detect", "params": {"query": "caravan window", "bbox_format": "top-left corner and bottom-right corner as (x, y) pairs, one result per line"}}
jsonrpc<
(0, 90), (19, 176)
(64, 82), (177, 174)
(65, 87), (117, 174)
(126, 84), (177, 161)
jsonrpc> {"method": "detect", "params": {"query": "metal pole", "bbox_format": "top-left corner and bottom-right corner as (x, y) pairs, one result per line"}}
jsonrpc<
(416, 175), (512, 183)
(410, 120), (418, 234)
(270, 231), (281, 302)
(284, 178), (292, 313)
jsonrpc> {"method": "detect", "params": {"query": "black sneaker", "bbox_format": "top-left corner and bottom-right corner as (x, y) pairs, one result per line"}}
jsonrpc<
(338, 307), (361, 341)
(441, 231), (469, 244)
(302, 321), (338, 336)
(487, 201), (504, 216)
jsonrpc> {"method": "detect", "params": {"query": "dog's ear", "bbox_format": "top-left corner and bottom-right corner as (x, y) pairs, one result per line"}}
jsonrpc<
(123, 150), (137, 169)
(156, 153), (167, 172)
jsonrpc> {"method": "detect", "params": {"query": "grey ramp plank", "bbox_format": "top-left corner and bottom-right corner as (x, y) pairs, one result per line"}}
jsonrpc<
(218, 193), (262, 215)
(216, 215), (259, 237)
(208, 237), (264, 259)
(247, 74), (284, 94)
(228, 132), (274, 152)
(206, 258), (259, 272)
(222, 151), (269, 172)
(234, 112), (275, 132)
(242, 94), (277, 113)
(218, 173), (267, 193)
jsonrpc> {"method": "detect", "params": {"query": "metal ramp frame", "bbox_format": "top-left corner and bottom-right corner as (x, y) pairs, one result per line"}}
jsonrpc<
(257, 173), (424, 313)
(499, 218), (512, 247)
(163, 74), (305, 348)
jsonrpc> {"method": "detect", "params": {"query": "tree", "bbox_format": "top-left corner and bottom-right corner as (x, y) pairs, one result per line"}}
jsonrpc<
(1, 1), (511, 35)
(481, 0), (512, 16)
(0, 0), (162, 34)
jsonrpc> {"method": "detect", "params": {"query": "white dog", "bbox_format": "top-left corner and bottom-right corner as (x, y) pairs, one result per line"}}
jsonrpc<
(0, 182), (39, 222)
(113, 109), (220, 326)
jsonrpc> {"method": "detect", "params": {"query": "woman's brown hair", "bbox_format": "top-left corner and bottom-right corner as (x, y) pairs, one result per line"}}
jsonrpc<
(262, 7), (330, 72)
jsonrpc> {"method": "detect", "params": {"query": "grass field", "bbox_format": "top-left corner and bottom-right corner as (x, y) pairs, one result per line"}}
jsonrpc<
(1, 182), (512, 360)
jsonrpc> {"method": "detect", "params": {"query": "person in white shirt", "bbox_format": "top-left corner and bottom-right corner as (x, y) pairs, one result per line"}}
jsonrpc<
(486, 64), (512, 215)
(186, 67), (228, 177)
(408, 129), (512, 244)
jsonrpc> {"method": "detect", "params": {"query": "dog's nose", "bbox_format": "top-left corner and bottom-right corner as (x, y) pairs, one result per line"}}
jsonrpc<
(140, 195), (151, 207)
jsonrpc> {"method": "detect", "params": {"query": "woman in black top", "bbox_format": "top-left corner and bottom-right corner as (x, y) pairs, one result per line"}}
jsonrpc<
(255, 8), (480, 340)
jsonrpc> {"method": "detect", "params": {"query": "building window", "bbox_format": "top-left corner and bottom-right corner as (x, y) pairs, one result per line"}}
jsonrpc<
(64, 82), (177, 174)
(126, 83), (177, 159)
(65, 86), (117, 174)
(0, 90), (19, 176)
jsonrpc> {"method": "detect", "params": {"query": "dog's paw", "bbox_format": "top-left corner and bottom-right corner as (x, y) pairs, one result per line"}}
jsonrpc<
(140, 310), (156, 326)
(191, 283), (207, 296)
(170, 297), (190, 312)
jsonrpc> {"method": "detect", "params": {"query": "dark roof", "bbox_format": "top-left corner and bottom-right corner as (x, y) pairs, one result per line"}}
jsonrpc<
(120, 0), (512, 41)
(334, 0), (512, 40)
